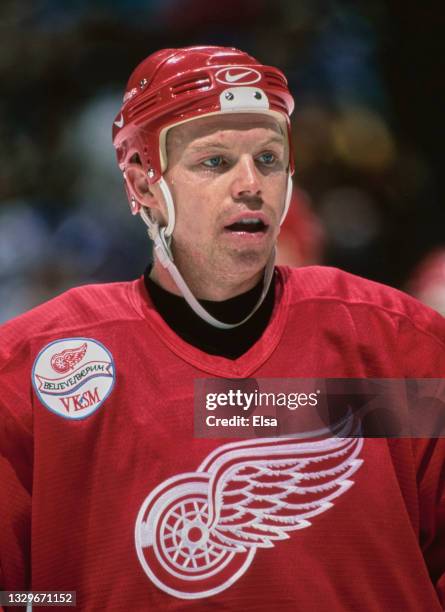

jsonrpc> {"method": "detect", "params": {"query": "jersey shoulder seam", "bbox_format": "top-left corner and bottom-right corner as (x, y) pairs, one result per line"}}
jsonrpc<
(0, 316), (141, 376)
(287, 294), (445, 351)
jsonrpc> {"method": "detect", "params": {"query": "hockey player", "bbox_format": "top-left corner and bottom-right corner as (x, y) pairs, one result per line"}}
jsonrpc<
(1, 46), (445, 610)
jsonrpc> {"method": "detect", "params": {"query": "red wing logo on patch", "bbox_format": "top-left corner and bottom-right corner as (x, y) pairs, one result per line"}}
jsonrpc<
(51, 342), (88, 374)
(135, 435), (364, 599)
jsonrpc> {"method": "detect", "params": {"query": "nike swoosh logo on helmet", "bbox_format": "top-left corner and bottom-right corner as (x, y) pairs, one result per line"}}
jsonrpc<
(224, 70), (256, 82)
(114, 113), (124, 128)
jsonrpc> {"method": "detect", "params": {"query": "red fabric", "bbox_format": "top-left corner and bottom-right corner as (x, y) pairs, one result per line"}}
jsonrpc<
(1, 266), (445, 610)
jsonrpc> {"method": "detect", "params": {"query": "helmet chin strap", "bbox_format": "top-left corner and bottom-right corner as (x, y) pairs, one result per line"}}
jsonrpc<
(140, 175), (293, 330)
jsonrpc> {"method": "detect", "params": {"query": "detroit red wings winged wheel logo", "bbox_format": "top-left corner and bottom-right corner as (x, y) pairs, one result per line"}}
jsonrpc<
(50, 342), (87, 374)
(135, 435), (363, 599)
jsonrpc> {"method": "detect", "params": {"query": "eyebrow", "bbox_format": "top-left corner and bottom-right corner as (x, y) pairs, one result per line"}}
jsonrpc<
(187, 142), (232, 153)
(187, 134), (285, 153)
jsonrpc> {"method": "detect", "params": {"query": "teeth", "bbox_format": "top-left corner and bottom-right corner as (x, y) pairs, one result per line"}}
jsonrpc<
(237, 218), (261, 224)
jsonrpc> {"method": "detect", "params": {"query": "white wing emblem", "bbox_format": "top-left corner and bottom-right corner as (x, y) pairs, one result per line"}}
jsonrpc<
(135, 435), (363, 599)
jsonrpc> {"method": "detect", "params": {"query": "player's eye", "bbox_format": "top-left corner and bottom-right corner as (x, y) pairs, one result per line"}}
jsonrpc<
(257, 152), (276, 165)
(202, 156), (224, 168)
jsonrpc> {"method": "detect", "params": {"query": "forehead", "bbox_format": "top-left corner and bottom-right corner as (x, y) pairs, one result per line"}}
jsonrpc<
(166, 113), (284, 154)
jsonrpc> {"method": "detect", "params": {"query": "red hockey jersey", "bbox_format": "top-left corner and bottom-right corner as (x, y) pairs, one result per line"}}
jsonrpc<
(1, 266), (445, 611)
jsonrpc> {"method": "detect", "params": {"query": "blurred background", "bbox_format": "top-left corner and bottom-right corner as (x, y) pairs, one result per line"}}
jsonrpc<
(1, 0), (444, 323)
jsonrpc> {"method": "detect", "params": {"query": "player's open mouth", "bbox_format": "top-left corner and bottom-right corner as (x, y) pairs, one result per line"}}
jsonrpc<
(224, 218), (268, 234)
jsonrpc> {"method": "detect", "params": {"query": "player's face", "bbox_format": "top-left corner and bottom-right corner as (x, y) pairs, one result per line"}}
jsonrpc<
(157, 113), (288, 298)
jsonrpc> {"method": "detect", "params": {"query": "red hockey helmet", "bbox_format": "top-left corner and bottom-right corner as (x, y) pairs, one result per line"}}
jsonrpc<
(112, 46), (295, 195)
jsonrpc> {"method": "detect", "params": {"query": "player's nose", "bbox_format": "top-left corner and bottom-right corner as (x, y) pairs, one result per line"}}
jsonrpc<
(230, 155), (262, 201)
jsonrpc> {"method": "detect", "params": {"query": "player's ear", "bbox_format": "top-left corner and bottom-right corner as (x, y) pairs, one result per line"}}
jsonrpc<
(124, 164), (163, 212)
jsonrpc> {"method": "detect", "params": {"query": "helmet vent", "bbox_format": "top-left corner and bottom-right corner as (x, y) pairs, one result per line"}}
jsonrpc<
(171, 74), (211, 96)
(170, 97), (205, 117)
(267, 93), (288, 113)
(264, 71), (287, 88)
(128, 93), (159, 118)
(206, 51), (249, 65)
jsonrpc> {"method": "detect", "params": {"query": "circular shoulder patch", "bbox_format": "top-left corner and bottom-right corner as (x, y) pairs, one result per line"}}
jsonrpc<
(32, 338), (115, 420)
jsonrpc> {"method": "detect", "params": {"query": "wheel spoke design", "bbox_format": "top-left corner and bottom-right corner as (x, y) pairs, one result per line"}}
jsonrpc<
(159, 496), (227, 572)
